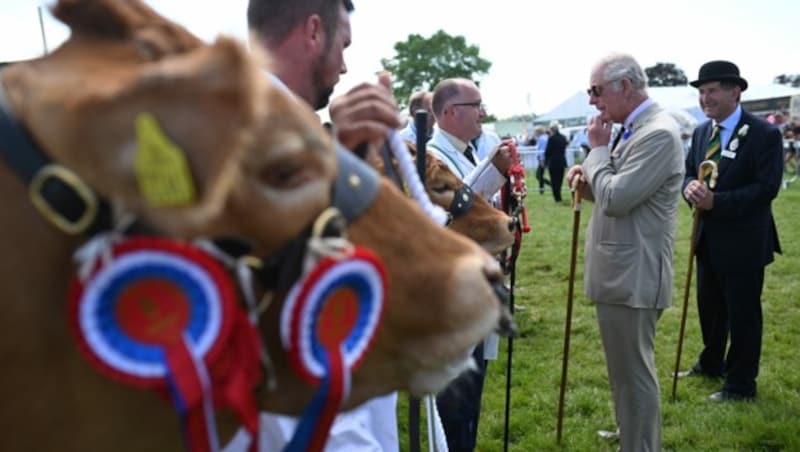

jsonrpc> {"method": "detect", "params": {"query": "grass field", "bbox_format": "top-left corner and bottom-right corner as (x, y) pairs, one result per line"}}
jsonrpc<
(397, 178), (800, 451)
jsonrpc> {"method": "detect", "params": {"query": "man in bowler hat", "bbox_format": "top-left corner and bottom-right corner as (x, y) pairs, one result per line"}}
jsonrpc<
(680, 60), (783, 401)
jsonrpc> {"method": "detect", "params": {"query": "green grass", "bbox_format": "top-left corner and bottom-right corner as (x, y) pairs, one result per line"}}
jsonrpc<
(397, 179), (800, 451)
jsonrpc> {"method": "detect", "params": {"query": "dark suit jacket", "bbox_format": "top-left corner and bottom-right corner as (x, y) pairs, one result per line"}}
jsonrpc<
(544, 131), (568, 169)
(683, 109), (782, 273)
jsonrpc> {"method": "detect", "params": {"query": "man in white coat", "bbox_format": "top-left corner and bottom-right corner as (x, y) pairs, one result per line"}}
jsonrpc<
(427, 77), (513, 452)
(428, 78), (512, 201)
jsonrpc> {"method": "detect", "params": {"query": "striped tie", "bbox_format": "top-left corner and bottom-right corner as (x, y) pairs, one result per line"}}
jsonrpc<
(704, 125), (723, 161)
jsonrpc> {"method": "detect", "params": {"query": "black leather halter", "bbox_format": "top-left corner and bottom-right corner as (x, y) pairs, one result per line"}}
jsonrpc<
(0, 71), (381, 280)
(448, 184), (475, 221)
(378, 141), (476, 226)
(0, 73), (113, 235)
(257, 145), (380, 292)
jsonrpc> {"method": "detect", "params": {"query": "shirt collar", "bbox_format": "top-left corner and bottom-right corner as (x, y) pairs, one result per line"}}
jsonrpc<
(439, 128), (472, 153)
(622, 97), (654, 130)
(715, 105), (743, 131)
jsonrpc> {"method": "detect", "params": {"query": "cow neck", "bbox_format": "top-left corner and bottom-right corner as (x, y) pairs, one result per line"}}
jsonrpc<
(0, 72), (114, 236)
(257, 145), (380, 294)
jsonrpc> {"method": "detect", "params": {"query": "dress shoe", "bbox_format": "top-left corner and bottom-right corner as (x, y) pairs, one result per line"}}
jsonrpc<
(674, 367), (722, 379)
(674, 368), (700, 379)
(706, 390), (755, 403)
(597, 428), (619, 441)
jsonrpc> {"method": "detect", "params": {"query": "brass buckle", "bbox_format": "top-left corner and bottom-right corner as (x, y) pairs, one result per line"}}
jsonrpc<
(28, 164), (99, 235)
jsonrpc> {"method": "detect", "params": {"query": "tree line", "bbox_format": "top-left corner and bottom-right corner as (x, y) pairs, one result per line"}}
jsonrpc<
(382, 30), (799, 118)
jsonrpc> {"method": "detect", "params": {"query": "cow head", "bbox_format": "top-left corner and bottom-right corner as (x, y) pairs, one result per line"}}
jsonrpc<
(2, 0), (335, 253)
(373, 142), (515, 255)
(0, 0), (513, 447)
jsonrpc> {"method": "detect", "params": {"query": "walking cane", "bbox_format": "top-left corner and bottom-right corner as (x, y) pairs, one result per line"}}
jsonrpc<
(671, 160), (718, 402)
(556, 179), (583, 444)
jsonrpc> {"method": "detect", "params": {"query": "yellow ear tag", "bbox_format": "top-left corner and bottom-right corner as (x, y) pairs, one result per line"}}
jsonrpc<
(134, 112), (196, 207)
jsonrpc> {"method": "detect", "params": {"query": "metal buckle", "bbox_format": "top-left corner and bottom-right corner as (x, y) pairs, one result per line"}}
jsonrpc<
(311, 207), (347, 239)
(28, 164), (99, 235)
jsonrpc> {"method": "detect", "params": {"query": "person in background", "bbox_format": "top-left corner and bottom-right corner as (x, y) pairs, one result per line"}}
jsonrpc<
(567, 52), (684, 451)
(570, 126), (590, 160)
(679, 60), (782, 403)
(534, 125), (549, 194)
(398, 89), (435, 143)
(247, 0), (401, 450)
(544, 121), (567, 203)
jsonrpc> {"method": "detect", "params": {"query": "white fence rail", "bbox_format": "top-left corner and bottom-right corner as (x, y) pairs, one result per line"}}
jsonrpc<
(516, 146), (586, 169)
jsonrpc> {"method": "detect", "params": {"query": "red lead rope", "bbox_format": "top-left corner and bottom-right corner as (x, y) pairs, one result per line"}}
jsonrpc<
(500, 140), (531, 260)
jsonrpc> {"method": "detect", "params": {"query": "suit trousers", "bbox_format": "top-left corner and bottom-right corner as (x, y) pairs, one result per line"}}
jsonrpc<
(548, 165), (565, 202)
(436, 341), (486, 452)
(596, 303), (661, 452)
(536, 164), (550, 192)
(696, 242), (764, 396)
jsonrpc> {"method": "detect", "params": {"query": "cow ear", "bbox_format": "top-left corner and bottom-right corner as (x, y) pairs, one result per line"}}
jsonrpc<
(117, 37), (267, 233)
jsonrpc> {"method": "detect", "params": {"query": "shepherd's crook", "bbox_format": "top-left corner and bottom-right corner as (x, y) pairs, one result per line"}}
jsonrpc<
(556, 180), (583, 444)
(671, 159), (718, 402)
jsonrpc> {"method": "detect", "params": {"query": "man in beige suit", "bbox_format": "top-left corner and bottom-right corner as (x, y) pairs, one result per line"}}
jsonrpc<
(567, 53), (684, 452)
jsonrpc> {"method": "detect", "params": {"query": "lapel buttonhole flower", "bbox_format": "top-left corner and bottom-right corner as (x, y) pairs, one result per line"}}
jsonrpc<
(738, 124), (749, 137)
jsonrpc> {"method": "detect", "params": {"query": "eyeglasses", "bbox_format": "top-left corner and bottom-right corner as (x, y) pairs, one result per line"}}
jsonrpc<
(451, 101), (486, 112)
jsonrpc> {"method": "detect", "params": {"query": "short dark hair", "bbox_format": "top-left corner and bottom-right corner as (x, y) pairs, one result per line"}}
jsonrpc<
(431, 79), (462, 119)
(407, 91), (429, 114)
(247, 0), (354, 48)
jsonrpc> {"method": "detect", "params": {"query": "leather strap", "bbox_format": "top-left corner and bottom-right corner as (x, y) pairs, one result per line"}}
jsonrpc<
(0, 72), (113, 235)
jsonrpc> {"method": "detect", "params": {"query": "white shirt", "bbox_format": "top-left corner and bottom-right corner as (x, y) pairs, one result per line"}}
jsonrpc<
(428, 127), (506, 200)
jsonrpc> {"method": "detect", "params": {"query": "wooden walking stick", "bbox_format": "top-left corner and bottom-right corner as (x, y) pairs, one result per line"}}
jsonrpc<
(556, 179), (583, 444)
(671, 159), (718, 402)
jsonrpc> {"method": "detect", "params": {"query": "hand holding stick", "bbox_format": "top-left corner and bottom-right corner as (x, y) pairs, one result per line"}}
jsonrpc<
(671, 160), (718, 402)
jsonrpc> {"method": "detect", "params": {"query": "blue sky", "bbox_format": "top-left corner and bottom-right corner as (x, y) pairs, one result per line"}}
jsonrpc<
(3, 0), (798, 118)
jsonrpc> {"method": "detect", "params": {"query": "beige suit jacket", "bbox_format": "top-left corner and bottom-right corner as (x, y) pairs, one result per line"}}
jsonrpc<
(581, 103), (685, 309)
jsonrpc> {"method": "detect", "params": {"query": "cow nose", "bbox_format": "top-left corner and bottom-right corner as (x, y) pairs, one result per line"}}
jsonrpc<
(483, 260), (518, 338)
(491, 281), (517, 337)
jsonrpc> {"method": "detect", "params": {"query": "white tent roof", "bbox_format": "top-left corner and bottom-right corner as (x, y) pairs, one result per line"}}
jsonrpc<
(536, 84), (800, 125)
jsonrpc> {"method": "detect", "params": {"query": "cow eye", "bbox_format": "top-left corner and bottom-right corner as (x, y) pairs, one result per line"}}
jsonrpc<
(260, 160), (312, 189)
(430, 183), (450, 194)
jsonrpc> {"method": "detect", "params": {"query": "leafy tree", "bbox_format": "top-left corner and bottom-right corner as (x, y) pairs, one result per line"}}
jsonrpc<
(774, 74), (800, 87)
(644, 62), (688, 87)
(381, 30), (491, 110)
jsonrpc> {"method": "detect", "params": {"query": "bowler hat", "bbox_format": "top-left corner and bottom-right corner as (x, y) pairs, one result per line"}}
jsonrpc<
(690, 60), (748, 91)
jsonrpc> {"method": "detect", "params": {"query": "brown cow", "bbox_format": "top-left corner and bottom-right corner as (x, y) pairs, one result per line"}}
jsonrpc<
(0, 0), (509, 450)
(372, 143), (515, 255)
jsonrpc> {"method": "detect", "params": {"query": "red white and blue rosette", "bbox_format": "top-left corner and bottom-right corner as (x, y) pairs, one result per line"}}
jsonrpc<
(68, 236), (261, 452)
(280, 247), (387, 452)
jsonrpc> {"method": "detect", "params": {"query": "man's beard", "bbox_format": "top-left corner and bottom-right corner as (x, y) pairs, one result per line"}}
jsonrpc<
(311, 56), (335, 111)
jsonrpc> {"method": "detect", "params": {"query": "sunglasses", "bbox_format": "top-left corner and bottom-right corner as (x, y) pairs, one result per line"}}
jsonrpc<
(587, 79), (623, 97)
(586, 85), (605, 97)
